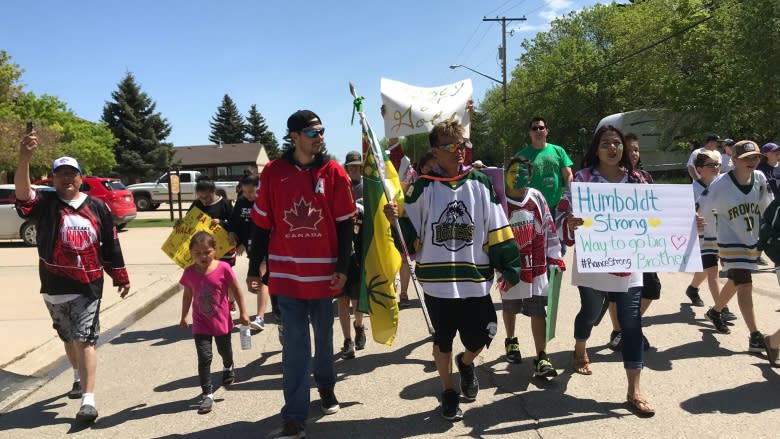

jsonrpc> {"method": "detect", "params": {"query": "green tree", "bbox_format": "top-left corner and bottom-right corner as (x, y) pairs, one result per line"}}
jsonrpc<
(0, 50), (23, 103)
(209, 94), (245, 144)
(102, 72), (173, 182)
(245, 104), (280, 159)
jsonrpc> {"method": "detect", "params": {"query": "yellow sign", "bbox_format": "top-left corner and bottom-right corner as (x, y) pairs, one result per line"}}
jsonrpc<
(161, 207), (233, 268)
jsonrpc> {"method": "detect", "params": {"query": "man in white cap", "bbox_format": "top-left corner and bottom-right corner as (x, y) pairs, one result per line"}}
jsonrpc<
(15, 130), (130, 424)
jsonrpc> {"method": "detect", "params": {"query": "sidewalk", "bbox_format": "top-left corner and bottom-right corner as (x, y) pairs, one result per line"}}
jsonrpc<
(0, 226), (182, 411)
(0, 229), (779, 437)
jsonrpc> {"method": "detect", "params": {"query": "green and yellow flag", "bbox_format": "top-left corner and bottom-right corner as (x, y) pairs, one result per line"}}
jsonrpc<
(355, 97), (404, 346)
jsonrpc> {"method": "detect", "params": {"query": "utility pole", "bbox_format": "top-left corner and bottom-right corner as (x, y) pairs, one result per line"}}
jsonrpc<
(483, 16), (526, 104)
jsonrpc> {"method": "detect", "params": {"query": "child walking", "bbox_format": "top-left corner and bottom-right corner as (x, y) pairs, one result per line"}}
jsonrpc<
(500, 157), (565, 378)
(179, 231), (249, 414)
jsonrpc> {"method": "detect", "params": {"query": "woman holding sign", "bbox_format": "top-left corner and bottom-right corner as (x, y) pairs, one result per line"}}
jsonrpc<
(561, 125), (655, 417)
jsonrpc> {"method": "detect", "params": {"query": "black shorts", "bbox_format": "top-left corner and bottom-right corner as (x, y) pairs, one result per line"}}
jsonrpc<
(727, 268), (752, 286)
(340, 254), (361, 300)
(701, 254), (718, 270)
(424, 294), (497, 353)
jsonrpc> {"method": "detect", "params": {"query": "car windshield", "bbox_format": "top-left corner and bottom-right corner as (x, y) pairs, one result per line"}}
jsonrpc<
(106, 180), (126, 190)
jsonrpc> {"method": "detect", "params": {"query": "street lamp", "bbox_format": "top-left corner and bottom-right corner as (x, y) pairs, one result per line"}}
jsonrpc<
(450, 64), (505, 104)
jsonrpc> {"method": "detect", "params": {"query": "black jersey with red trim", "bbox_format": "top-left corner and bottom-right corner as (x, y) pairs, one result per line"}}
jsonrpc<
(16, 191), (130, 299)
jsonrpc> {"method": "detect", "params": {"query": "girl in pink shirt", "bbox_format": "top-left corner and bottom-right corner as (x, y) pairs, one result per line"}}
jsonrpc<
(180, 231), (249, 414)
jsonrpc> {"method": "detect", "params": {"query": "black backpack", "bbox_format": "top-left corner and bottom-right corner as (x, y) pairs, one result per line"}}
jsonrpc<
(759, 199), (780, 266)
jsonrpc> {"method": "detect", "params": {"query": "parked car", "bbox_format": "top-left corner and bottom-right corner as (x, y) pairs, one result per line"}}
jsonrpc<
(33, 176), (137, 229)
(126, 170), (237, 211)
(0, 184), (45, 246)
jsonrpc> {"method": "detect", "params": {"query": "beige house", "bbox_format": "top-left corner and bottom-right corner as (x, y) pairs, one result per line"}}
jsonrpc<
(172, 142), (270, 180)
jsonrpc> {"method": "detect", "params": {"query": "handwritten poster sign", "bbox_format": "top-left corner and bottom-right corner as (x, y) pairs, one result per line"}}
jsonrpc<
(571, 183), (702, 272)
(161, 207), (233, 268)
(381, 78), (472, 138)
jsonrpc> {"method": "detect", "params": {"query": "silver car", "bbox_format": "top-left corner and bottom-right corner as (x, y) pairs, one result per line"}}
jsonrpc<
(0, 184), (45, 246)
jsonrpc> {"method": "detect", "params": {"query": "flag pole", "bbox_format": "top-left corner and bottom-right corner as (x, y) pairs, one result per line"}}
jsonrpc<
(349, 82), (434, 335)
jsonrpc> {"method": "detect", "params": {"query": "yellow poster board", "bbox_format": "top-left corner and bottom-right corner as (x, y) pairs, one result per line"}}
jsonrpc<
(161, 207), (233, 268)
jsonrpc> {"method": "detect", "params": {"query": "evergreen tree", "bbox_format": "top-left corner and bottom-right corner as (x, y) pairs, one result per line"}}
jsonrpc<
(102, 72), (172, 182)
(209, 94), (245, 144)
(245, 104), (281, 159)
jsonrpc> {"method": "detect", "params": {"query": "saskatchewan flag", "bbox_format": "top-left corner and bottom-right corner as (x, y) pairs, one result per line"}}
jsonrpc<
(357, 115), (404, 346)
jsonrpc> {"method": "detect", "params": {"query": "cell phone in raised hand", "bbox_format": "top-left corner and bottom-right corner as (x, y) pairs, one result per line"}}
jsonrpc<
(27, 121), (34, 133)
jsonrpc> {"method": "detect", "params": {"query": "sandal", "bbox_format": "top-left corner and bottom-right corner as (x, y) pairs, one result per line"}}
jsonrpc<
(626, 394), (655, 417)
(573, 352), (592, 375)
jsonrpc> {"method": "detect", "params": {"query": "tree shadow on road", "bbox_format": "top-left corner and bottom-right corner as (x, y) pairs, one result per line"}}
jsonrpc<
(679, 364), (780, 414)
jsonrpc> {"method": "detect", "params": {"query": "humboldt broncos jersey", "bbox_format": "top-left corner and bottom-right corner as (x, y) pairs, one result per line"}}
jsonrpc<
(699, 171), (773, 270)
(399, 170), (520, 299)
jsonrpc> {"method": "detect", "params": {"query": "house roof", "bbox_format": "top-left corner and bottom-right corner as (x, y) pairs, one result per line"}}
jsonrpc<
(172, 143), (269, 166)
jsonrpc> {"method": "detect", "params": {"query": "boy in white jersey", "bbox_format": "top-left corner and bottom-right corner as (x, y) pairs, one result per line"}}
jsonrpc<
(700, 141), (774, 352)
(384, 120), (520, 422)
(499, 157), (565, 378)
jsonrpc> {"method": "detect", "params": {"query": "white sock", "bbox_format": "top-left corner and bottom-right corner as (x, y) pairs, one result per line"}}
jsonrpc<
(81, 393), (95, 407)
(223, 365), (233, 371)
(204, 393), (214, 399)
(73, 369), (80, 383)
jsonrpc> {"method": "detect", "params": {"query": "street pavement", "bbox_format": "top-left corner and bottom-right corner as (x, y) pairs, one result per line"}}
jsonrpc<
(0, 215), (779, 437)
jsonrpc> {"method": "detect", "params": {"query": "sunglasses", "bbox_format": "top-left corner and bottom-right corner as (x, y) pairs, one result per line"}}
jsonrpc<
(301, 128), (325, 138)
(530, 126), (547, 131)
(598, 142), (623, 150)
(436, 140), (471, 153)
(702, 162), (721, 169)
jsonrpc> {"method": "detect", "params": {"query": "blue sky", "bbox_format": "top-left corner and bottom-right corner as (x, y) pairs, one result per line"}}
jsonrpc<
(2, 0), (601, 165)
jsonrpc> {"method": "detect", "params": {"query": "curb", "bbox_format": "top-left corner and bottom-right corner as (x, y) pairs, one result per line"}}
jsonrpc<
(0, 277), (182, 413)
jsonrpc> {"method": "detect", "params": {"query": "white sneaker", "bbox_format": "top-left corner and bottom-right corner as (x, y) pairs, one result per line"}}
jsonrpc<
(250, 316), (265, 331)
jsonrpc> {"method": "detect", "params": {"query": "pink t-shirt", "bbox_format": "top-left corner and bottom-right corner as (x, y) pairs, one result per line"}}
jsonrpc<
(180, 261), (235, 336)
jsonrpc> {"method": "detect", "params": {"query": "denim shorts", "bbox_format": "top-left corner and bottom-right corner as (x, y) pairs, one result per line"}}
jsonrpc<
(45, 295), (101, 344)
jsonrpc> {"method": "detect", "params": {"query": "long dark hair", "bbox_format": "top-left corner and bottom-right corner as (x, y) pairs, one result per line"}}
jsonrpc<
(581, 125), (634, 174)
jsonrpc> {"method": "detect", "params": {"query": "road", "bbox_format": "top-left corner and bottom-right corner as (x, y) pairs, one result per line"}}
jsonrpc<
(0, 222), (778, 437)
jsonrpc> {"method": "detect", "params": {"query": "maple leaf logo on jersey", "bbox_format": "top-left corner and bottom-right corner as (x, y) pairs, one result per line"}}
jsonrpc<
(283, 197), (324, 231)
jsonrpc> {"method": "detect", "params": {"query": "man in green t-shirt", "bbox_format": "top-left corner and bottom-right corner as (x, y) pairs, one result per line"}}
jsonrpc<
(514, 117), (573, 210)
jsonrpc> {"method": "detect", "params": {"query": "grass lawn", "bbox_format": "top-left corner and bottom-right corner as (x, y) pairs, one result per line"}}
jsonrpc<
(125, 219), (175, 228)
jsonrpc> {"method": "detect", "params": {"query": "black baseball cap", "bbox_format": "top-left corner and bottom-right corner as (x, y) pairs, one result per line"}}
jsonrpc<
(705, 134), (721, 143)
(287, 110), (322, 132)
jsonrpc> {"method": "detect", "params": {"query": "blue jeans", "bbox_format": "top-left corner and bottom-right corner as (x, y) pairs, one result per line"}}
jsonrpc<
(574, 286), (643, 370)
(278, 295), (336, 424)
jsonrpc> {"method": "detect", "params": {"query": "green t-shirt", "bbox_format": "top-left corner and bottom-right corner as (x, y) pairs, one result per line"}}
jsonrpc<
(514, 143), (573, 208)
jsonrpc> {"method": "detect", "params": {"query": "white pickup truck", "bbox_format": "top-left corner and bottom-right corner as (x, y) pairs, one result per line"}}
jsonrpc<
(127, 171), (237, 211)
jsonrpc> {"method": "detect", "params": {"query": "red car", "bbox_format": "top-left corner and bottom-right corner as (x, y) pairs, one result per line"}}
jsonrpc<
(33, 176), (137, 229)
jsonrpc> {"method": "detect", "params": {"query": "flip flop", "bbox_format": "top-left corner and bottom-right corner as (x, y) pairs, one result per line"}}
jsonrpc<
(627, 394), (655, 417)
(574, 352), (592, 375)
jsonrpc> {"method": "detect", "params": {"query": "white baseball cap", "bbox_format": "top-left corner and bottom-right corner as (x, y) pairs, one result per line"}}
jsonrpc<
(52, 156), (81, 173)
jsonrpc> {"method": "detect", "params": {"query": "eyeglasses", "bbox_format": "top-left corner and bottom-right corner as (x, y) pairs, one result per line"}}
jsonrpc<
(702, 163), (721, 169)
(530, 126), (547, 132)
(436, 140), (471, 153)
(301, 128), (325, 138)
(598, 142), (623, 150)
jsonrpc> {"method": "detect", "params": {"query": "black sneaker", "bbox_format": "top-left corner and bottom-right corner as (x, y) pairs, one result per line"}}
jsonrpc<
(533, 352), (558, 378)
(749, 331), (766, 353)
(341, 339), (355, 359)
(76, 404), (98, 423)
(455, 352), (479, 401)
(277, 421), (305, 439)
(399, 294), (411, 308)
(440, 389), (463, 421)
(319, 388), (340, 415)
(685, 286), (705, 306)
(504, 337), (522, 364)
(705, 308), (731, 334)
(67, 381), (82, 399)
(607, 331), (622, 351)
(222, 367), (235, 386)
(198, 395), (213, 414)
(354, 323), (367, 350)
(721, 306), (738, 322)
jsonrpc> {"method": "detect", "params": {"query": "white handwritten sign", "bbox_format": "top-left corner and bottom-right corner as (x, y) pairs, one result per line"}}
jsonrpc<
(381, 78), (472, 138)
(571, 183), (702, 272)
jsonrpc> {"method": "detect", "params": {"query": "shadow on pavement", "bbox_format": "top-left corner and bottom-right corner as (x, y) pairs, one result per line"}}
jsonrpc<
(0, 394), (70, 431)
(680, 364), (780, 414)
(109, 324), (190, 347)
